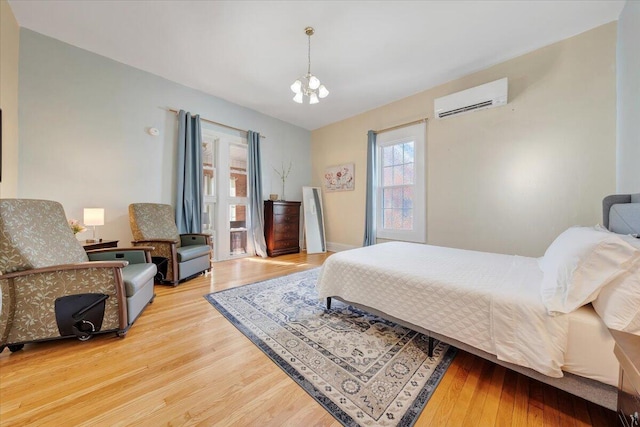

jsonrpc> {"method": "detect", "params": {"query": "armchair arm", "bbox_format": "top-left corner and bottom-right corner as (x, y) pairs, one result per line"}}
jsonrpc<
(131, 240), (178, 282)
(0, 261), (128, 280)
(0, 262), (128, 345)
(180, 234), (212, 246)
(132, 239), (179, 245)
(87, 247), (154, 264)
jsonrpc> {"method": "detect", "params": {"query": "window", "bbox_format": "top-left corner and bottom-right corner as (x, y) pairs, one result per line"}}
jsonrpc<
(376, 123), (426, 242)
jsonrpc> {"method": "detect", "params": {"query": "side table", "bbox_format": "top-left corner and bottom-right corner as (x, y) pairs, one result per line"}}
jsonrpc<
(82, 240), (118, 251)
(610, 329), (640, 427)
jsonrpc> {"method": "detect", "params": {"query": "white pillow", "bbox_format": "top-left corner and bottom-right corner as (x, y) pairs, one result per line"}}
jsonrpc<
(592, 236), (640, 335)
(540, 226), (640, 315)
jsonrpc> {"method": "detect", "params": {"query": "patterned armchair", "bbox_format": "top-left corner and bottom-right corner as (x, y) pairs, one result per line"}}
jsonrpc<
(0, 199), (156, 352)
(129, 203), (211, 286)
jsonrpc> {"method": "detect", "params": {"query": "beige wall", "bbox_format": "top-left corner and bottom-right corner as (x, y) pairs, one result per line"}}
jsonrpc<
(617, 1), (640, 192)
(312, 23), (617, 257)
(0, 0), (19, 198)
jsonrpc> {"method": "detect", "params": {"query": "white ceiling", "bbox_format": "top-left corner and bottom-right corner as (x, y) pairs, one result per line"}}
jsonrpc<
(9, 0), (625, 130)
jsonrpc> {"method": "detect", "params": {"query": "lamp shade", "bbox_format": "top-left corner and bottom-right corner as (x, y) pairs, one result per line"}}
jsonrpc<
(318, 85), (329, 98)
(308, 75), (320, 90)
(290, 80), (302, 94)
(84, 208), (104, 226)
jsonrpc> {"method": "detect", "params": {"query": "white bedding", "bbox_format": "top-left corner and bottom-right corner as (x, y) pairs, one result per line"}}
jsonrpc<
(316, 242), (570, 377)
(564, 305), (618, 386)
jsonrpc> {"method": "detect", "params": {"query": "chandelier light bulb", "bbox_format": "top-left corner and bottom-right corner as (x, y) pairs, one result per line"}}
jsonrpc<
(318, 85), (329, 98)
(293, 92), (304, 103)
(308, 75), (321, 90)
(290, 80), (302, 94)
(309, 93), (319, 104)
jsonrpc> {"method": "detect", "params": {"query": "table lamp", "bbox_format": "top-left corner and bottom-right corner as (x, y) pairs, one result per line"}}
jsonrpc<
(84, 208), (104, 243)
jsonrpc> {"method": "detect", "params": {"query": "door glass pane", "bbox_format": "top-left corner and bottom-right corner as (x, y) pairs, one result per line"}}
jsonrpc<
(229, 204), (247, 256)
(202, 140), (216, 197)
(229, 145), (248, 198)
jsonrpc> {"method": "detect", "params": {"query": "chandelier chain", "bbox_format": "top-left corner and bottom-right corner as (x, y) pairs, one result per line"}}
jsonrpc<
(307, 33), (311, 75)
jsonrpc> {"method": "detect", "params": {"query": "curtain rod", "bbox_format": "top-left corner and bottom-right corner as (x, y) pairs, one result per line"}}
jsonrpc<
(373, 118), (427, 134)
(168, 108), (267, 139)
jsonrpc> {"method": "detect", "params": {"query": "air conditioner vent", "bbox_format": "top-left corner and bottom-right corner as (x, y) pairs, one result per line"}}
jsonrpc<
(437, 100), (494, 118)
(434, 78), (508, 119)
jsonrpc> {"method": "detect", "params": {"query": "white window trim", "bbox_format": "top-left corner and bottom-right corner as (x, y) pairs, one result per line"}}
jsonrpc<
(375, 123), (426, 243)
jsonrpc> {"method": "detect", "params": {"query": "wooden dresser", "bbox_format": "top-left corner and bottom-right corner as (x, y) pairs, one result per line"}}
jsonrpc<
(264, 200), (301, 257)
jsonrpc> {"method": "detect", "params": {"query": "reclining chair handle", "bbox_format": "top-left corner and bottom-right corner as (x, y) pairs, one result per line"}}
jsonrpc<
(72, 294), (109, 321)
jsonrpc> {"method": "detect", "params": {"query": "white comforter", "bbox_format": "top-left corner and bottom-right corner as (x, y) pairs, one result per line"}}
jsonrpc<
(316, 242), (569, 377)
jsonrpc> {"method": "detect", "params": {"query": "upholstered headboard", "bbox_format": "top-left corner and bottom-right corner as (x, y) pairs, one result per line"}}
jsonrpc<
(603, 193), (640, 235)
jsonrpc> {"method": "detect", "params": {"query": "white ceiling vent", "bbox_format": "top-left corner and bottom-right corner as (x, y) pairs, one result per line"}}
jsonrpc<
(434, 78), (508, 119)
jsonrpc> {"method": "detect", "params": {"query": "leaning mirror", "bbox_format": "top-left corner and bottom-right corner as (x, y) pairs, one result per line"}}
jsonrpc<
(302, 186), (326, 253)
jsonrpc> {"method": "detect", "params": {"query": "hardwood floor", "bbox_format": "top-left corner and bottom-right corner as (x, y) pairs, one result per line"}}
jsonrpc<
(0, 252), (616, 426)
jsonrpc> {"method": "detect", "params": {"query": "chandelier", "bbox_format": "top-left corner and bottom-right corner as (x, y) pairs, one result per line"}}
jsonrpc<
(290, 27), (329, 104)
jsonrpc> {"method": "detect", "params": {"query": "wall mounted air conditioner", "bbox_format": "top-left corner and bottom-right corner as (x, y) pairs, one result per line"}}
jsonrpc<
(434, 78), (508, 119)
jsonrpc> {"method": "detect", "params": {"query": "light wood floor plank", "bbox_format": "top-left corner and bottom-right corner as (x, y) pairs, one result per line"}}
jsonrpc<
(461, 360), (495, 425)
(494, 368), (517, 427)
(527, 378), (545, 426)
(442, 351), (484, 427)
(478, 363), (506, 425)
(0, 252), (617, 426)
(511, 372), (530, 426)
(418, 352), (475, 427)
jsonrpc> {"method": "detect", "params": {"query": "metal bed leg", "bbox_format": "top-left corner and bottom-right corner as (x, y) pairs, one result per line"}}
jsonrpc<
(428, 336), (434, 357)
(326, 297), (332, 310)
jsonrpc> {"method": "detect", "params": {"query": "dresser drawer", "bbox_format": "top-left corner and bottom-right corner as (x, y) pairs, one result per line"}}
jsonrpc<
(274, 227), (299, 241)
(273, 239), (299, 250)
(274, 213), (298, 225)
(273, 204), (300, 216)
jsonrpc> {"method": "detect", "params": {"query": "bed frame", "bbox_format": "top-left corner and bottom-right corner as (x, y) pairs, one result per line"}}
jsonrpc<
(328, 296), (617, 410)
(326, 194), (640, 411)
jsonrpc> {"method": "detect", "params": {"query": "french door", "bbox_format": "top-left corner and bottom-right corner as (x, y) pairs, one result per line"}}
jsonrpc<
(201, 128), (252, 261)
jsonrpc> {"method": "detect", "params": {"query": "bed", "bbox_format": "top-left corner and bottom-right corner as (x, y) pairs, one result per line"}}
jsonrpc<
(317, 194), (640, 410)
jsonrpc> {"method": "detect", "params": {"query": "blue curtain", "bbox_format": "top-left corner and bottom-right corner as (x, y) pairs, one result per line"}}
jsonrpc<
(176, 110), (203, 234)
(363, 130), (377, 246)
(248, 130), (268, 257)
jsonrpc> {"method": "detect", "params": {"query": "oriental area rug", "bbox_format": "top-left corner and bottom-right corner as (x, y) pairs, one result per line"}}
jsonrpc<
(205, 268), (457, 427)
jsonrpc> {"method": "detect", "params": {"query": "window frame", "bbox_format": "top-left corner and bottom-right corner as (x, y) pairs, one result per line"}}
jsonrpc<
(375, 123), (426, 243)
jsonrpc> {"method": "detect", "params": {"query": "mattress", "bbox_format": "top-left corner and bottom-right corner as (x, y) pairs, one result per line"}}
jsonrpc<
(317, 242), (577, 378)
(564, 304), (618, 386)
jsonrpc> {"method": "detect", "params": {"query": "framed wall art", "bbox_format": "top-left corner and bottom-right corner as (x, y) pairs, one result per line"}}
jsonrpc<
(324, 163), (354, 192)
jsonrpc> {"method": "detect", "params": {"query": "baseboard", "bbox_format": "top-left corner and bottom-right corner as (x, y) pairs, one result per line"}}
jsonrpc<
(326, 242), (359, 252)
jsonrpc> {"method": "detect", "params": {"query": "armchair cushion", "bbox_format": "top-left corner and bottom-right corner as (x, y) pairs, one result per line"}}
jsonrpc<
(0, 199), (88, 273)
(121, 263), (157, 296)
(176, 245), (211, 263)
(129, 203), (181, 245)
